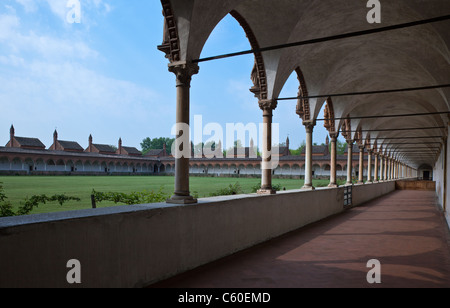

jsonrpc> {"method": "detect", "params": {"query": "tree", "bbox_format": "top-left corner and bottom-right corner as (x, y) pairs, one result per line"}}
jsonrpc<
(290, 140), (306, 156)
(141, 137), (175, 155)
(337, 139), (347, 155)
(225, 139), (243, 156)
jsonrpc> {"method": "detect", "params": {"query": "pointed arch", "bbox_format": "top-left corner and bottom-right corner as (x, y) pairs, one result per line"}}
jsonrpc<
(365, 133), (372, 151)
(295, 67), (310, 121)
(323, 97), (336, 133)
(355, 126), (363, 147)
(229, 10), (268, 101)
(341, 117), (352, 142)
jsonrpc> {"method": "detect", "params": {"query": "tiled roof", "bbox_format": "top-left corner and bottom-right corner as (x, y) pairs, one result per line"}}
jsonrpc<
(301, 145), (328, 154)
(122, 146), (142, 155)
(93, 144), (116, 153)
(14, 137), (45, 148)
(145, 149), (164, 156)
(344, 144), (363, 153)
(58, 140), (84, 151)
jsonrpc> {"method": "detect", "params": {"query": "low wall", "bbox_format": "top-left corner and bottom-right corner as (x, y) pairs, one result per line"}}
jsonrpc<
(352, 181), (397, 206)
(0, 181), (395, 288)
(395, 180), (436, 191)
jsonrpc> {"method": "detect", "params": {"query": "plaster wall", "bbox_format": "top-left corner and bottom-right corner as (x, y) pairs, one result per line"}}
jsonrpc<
(433, 126), (449, 228)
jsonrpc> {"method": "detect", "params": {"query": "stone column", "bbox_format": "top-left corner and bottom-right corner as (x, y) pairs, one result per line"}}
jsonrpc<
(302, 121), (315, 190)
(391, 158), (394, 180)
(394, 160), (398, 179)
(328, 133), (338, 188)
(379, 154), (384, 181)
(346, 141), (353, 185)
(374, 152), (379, 182)
(258, 99), (277, 194)
(357, 145), (364, 184)
(167, 62), (199, 204)
(384, 155), (388, 180)
(367, 150), (373, 183)
(386, 156), (390, 180)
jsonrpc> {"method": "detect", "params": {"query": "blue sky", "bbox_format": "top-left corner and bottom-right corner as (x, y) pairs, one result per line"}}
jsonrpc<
(0, 0), (331, 151)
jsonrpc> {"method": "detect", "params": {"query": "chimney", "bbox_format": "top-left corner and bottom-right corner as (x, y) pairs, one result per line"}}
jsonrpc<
(88, 134), (93, 152)
(53, 129), (58, 146)
(9, 125), (15, 147)
(118, 138), (122, 154)
(163, 142), (167, 156)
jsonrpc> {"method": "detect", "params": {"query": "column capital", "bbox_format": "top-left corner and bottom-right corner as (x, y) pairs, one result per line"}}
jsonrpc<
(168, 61), (200, 87)
(258, 99), (278, 112)
(303, 120), (316, 133)
(329, 132), (339, 140)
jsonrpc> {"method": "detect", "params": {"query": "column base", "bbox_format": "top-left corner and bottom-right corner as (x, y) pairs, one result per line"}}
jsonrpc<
(257, 188), (277, 195)
(328, 183), (339, 188)
(166, 194), (198, 204)
(357, 181), (364, 185)
(345, 182), (353, 186)
(301, 185), (315, 191)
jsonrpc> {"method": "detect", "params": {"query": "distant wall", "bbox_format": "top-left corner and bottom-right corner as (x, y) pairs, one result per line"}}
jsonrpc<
(395, 180), (436, 191)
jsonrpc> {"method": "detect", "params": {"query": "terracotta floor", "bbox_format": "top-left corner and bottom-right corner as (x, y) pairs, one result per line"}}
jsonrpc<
(150, 190), (450, 288)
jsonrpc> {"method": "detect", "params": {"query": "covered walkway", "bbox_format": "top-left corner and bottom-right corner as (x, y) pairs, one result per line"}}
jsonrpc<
(151, 190), (450, 288)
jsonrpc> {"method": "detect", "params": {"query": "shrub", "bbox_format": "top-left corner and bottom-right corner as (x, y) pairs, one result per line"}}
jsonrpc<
(209, 182), (243, 197)
(92, 187), (168, 205)
(0, 182), (81, 217)
(250, 182), (283, 193)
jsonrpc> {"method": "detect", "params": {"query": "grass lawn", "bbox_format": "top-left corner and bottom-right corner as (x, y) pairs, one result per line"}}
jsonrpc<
(0, 175), (345, 215)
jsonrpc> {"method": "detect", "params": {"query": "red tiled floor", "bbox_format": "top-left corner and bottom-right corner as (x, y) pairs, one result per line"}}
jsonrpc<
(150, 190), (450, 288)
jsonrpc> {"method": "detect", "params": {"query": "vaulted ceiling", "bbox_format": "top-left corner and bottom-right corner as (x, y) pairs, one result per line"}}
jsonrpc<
(160, 0), (450, 168)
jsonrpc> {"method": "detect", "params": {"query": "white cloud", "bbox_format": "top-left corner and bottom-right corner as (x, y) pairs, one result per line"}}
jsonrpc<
(44, 0), (112, 24)
(0, 11), (98, 61)
(0, 54), (25, 66)
(15, 0), (37, 13)
(0, 60), (165, 132)
(44, 0), (68, 22)
(0, 3), (168, 147)
(0, 14), (20, 39)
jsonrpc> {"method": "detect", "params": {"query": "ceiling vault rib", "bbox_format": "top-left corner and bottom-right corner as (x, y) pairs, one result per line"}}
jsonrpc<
(193, 15), (450, 63)
(316, 111), (450, 121)
(277, 84), (450, 101)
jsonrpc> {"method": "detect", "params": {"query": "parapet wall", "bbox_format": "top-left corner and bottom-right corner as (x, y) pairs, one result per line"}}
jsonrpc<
(395, 180), (436, 191)
(0, 181), (395, 288)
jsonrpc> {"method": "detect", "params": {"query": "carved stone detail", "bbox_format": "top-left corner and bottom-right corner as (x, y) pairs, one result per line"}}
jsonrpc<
(295, 67), (310, 121)
(168, 62), (199, 87)
(158, 0), (181, 63)
(341, 118), (352, 143)
(323, 98), (336, 133)
(258, 99), (278, 112)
